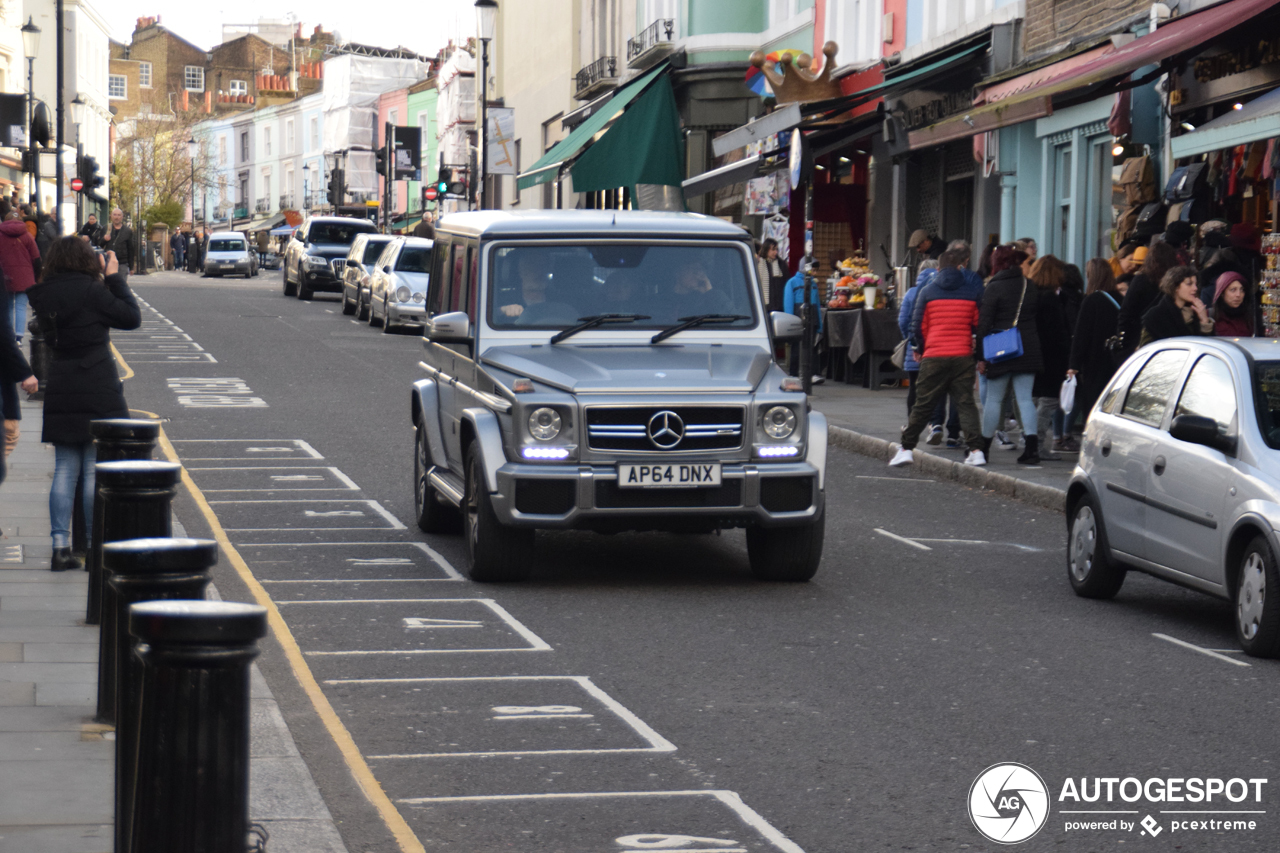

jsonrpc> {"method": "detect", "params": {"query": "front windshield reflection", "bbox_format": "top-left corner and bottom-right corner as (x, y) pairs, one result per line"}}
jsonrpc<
(488, 244), (756, 329)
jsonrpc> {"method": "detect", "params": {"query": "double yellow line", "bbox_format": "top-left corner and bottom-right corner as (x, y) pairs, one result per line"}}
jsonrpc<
(117, 350), (424, 852)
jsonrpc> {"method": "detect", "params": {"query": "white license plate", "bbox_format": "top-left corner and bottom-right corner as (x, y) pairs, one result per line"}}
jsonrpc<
(617, 463), (722, 488)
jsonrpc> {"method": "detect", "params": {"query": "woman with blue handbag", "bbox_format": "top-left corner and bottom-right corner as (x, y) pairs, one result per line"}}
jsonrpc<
(976, 245), (1041, 461)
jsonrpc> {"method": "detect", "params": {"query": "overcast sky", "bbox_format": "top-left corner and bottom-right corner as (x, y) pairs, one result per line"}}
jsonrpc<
(105, 0), (478, 56)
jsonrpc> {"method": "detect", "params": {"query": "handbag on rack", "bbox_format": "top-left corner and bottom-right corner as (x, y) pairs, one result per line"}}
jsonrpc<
(981, 278), (1028, 363)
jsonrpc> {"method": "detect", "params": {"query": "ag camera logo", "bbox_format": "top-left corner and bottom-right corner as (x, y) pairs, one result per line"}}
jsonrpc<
(969, 763), (1051, 844)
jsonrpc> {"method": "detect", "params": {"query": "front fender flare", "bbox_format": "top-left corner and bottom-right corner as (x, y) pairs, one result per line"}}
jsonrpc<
(410, 379), (449, 470)
(463, 407), (506, 495)
(808, 410), (828, 490)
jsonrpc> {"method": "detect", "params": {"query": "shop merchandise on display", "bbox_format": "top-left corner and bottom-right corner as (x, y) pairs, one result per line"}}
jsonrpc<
(1261, 232), (1280, 336)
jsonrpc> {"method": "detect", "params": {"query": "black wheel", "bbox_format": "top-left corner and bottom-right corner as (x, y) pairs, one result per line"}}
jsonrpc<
(463, 440), (533, 581)
(381, 298), (396, 333)
(297, 273), (314, 300)
(1236, 534), (1280, 657)
(282, 265), (297, 296)
(340, 286), (356, 315)
(1067, 493), (1126, 599)
(369, 293), (383, 326)
(357, 289), (370, 321)
(414, 422), (460, 533)
(746, 508), (824, 581)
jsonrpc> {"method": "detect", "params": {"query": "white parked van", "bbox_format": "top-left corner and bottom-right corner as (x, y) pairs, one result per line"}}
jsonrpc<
(203, 232), (259, 278)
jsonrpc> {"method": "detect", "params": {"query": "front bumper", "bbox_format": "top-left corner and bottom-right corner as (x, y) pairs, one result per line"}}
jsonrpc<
(388, 302), (427, 324)
(491, 460), (823, 531)
(205, 261), (250, 275)
(301, 263), (341, 291)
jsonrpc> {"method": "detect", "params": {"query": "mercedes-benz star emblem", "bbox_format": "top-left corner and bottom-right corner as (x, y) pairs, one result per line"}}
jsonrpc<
(647, 411), (685, 449)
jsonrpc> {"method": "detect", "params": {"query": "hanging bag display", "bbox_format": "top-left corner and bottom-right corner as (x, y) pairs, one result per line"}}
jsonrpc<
(981, 277), (1028, 363)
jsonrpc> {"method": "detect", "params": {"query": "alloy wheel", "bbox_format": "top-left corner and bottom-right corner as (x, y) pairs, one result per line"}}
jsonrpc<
(415, 428), (429, 514)
(1069, 505), (1096, 583)
(1238, 552), (1267, 641)
(465, 457), (480, 559)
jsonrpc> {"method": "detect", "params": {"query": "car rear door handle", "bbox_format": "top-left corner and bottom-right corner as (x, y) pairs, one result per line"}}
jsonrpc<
(1153, 455), (1166, 476)
(1100, 439), (1111, 457)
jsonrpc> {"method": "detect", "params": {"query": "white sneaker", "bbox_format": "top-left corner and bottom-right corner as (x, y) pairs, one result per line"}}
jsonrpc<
(995, 430), (1016, 450)
(811, 374), (825, 385)
(926, 425), (943, 445)
(889, 447), (914, 467)
(964, 450), (987, 466)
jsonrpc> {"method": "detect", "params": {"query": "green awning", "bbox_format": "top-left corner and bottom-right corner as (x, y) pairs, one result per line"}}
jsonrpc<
(569, 73), (684, 195)
(516, 64), (668, 191)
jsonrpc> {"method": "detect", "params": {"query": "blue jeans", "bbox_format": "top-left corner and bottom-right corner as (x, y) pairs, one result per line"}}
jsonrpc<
(7, 291), (26, 341)
(981, 372), (1037, 439)
(50, 442), (94, 549)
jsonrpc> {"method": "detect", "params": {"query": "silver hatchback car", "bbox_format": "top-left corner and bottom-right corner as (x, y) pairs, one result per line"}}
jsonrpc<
(1067, 337), (1280, 657)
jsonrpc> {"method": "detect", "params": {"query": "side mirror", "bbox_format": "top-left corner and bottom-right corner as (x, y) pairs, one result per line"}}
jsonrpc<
(1170, 414), (1237, 455)
(344, 258), (356, 267)
(426, 311), (470, 343)
(771, 311), (803, 342)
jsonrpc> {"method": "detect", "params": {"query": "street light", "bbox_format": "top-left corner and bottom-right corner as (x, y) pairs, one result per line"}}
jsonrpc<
(187, 135), (198, 250)
(303, 162), (312, 210)
(21, 16), (40, 214)
(475, 0), (497, 210)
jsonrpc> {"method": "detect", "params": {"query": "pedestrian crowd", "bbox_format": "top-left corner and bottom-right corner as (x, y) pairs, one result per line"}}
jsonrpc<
(888, 217), (1266, 469)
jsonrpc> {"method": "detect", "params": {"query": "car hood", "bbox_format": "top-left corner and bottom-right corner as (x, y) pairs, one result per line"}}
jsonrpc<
(481, 344), (772, 393)
(306, 244), (355, 258)
(393, 271), (429, 292)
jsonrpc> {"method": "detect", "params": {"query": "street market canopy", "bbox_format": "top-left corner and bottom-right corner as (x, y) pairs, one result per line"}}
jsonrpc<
(269, 225), (295, 236)
(516, 64), (669, 191)
(1171, 85), (1280, 159)
(908, 0), (1280, 150)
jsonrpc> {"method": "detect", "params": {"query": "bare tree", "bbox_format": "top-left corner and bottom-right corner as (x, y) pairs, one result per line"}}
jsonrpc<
(112, 111), (216, 224)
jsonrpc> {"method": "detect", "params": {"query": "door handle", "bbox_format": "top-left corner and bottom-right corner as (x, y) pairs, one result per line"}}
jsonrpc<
(1153, 455), (1166, 475)
(1100, 439), (1111, 457)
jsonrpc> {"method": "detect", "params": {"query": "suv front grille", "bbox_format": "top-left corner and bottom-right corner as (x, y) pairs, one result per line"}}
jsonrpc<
(330, 258), (346, 275)
(586, 406), (744, 452)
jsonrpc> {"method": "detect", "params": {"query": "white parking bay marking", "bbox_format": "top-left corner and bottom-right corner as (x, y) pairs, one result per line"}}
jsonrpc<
(206, 499), (407, 530)
(168, 377), (267, 408)
(237, 542), (462, 582)
(170, 439), (323, 461)
(403, 617), (484, 628)
(389, 791), (806, 853)
(873, 528), (932, 551)
(1152, 633), (1251, 667)
(187, 465), (359, 493)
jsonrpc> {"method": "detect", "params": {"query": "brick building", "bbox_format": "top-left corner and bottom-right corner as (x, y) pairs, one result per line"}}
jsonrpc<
(108, 17), (207, 122)
(1022, 0), (1151, 56)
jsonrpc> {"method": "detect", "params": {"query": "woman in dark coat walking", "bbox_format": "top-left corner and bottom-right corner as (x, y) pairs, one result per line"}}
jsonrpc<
(1067, 259), (1123, 428)
(1029, 255), (1072, 463)
(1116, 240), (1178, 356)
(26, 239), (141, 570)
(976, 245), (1041, 459)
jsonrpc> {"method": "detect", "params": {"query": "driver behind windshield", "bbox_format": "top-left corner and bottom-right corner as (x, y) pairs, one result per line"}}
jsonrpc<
(668, 259), (731, 318)
(499, 254), (551, 318)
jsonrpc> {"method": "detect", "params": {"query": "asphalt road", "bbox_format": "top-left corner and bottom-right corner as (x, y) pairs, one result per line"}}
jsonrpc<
(117, 269), (1280, 853)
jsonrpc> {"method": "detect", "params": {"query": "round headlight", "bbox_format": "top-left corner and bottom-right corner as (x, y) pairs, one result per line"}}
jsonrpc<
(528, 407), (562, 441)
(762, 406), (796, 439)
(412, 291), (425, 302)
(396, 286), (412, 302)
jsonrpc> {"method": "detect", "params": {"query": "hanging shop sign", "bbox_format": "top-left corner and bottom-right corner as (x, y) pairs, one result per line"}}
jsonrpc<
(1172, 22), (1280, 113)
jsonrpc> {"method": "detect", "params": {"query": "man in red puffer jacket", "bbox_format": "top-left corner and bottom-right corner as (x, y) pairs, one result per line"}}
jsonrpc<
(890, 248), (986, 468)
(0, 211), (41, 343)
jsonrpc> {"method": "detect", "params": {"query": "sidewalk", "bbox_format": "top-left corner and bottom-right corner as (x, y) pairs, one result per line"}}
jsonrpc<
(809, 381), (1070, 509)
(0, 398), (347, 852)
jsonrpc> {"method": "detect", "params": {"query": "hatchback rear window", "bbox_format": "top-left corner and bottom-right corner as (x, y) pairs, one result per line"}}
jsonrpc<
(208, 239), (244, 252)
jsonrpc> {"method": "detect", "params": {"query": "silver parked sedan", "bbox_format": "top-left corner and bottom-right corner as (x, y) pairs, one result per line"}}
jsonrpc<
(368, 236), (431, 333)
(1067, 337), (1280, 657)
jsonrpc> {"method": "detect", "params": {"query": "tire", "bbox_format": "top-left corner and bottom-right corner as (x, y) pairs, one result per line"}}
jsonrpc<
(463, 440), (533, 582)
(381, 298), (395, 333)
(357, 290), (370, 321)
(369, 294), (383, 326)
(340, 286), (356, 315)
(413, 422), (460, 533)
(1235, 534), (1280, 657)
(746, 508), (825, 581)
(282, 265), (297, 297)
(297, 273), (314, 300)
(1066, 494), (1127, 599)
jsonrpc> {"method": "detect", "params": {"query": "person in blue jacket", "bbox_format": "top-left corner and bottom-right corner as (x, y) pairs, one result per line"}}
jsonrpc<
(782, 265), (824, 383)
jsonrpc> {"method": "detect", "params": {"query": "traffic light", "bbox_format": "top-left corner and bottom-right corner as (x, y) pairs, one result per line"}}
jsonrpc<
(83, 156), (103, 191)
(448, 175), (467, 197)
(374, 145), (387, 176)
(327, 168), (343, 206)
(436, 167), (452, 194)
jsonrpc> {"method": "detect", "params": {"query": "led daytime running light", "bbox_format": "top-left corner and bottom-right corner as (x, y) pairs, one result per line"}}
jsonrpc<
(521, 446), (570, 459)
(757, 445), (800, 457)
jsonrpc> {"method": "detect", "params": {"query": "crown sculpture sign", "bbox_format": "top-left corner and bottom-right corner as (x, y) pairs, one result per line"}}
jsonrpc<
(748, 41), (842, 105)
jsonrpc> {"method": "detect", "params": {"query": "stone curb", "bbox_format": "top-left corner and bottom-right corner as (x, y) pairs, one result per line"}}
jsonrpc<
(827, 424), (1066, 513)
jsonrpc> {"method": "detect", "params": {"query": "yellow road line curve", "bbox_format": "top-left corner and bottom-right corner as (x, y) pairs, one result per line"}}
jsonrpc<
(136, 416), (425, 853)
(110, 342), (134, 381)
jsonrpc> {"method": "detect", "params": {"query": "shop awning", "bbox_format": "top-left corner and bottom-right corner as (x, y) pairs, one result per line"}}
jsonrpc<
(909, 0), (1280, 149)
(1171, 85), (1280, 159)
(681, 154), (767, 198)
(516, 64), (668, 191)
(801, 43), (989, 123)
(247, 212), (286, 232)
(569, 73), (684, 195)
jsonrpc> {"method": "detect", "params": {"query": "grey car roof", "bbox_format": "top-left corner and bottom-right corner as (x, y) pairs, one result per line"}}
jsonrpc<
(434, 210), (752, 241)
(1221, 337), (1280, 360)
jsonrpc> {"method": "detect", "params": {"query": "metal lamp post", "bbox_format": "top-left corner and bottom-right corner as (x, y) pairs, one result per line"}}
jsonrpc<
(21, 17), (40, 215)
(71, 95), (84, 230)
(475, 0), (497, 211)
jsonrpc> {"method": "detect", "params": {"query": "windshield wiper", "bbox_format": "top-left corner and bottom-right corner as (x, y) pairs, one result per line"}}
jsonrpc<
(650, 314), (750, 344)
(549, 314), (651, 344)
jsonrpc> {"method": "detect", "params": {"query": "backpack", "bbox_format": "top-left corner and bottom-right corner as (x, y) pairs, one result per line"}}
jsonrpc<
(1118, 156), (1158, 205)
(1163, 162), (1207, 204)
(1116, 204), (1142, 244)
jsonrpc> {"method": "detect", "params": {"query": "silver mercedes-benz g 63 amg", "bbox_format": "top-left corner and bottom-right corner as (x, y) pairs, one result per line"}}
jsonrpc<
(411, 210), (827, 582)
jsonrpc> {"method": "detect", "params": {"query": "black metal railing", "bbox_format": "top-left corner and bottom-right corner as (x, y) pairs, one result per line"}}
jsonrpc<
(279, 192), (294, 209)
(254, 197), (270, 214)
(627, 19), (674, 63)
(576, 56), (617, 96)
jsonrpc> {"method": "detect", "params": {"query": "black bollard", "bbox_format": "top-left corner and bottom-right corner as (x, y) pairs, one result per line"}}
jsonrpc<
(105, 538), (216, 853)
(86, 420), (161, 626)
(128, 600), (267, 853)
(93, 461), (180, 724)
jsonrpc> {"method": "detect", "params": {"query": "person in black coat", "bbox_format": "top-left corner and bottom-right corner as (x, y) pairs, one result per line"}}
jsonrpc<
(0, 290), (38, 491)
(1140, 265), (1212, 346)
(26, 238), (141, 571)
(1068, 259), (1124, 428)
(1116, 240), (1178, 356)
(1028, 256), (1072, 462)
(101, 208), (134, 275)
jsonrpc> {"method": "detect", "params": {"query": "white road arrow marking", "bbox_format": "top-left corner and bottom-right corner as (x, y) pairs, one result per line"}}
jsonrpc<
(403, 617), (484, 629)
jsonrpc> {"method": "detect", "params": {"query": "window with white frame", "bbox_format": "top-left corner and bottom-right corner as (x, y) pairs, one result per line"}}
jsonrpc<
(261, 168), (271, 202)
(240, 131), (249, 161)
(285, 119), (294, 153)
(108, 75), (127, 99)
(826, 0), (881, 67)
(218, 136), (227, 165)
(285, 166), (294, 201)
(139, 62), (152, 88)
(184, 66), (204, 92)
(417, 111), (429, 157)
(218, 175), (228, 203)
(389, 109), (398, 127)
(229, 79), (247, 96)
(263, 126), (272, 156)
(769, 0), (797, 26)
(309, 116), (318, 151)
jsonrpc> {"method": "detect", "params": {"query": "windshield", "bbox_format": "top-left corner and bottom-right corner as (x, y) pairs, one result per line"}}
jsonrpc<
(397, 246), (431, 273)
(1255, 361), (1280, 449)
(309, 222), (373, 245)
(362, 240), (391, 263)
(487, 244), (757, 329)
(208, 239), (244, 253)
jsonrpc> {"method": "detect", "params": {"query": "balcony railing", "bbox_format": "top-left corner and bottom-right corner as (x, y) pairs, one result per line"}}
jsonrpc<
(254, 197), (270, 214)
(233, 206), (248, 220)
(279, 193), (295, 209)
(627, 19), (674, 66)
(575, 56), (617, 99)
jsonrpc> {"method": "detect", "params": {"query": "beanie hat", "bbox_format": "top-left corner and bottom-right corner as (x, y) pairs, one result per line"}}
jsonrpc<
(1164, 220), (1195, 248)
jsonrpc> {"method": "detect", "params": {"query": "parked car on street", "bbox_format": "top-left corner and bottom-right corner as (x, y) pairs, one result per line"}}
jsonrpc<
(410, 210), (824, 583)
(282, 216), (378, 300)
(259, 251), (282, 270)
(1067, 337), (1280, 657)
(202, 232), (258, 278)
(368, 236), (432, 332)
(341, 233), (396, 317)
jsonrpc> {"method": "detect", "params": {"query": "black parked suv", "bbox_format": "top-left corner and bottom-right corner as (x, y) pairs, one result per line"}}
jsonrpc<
(282, 216), (378, 300)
